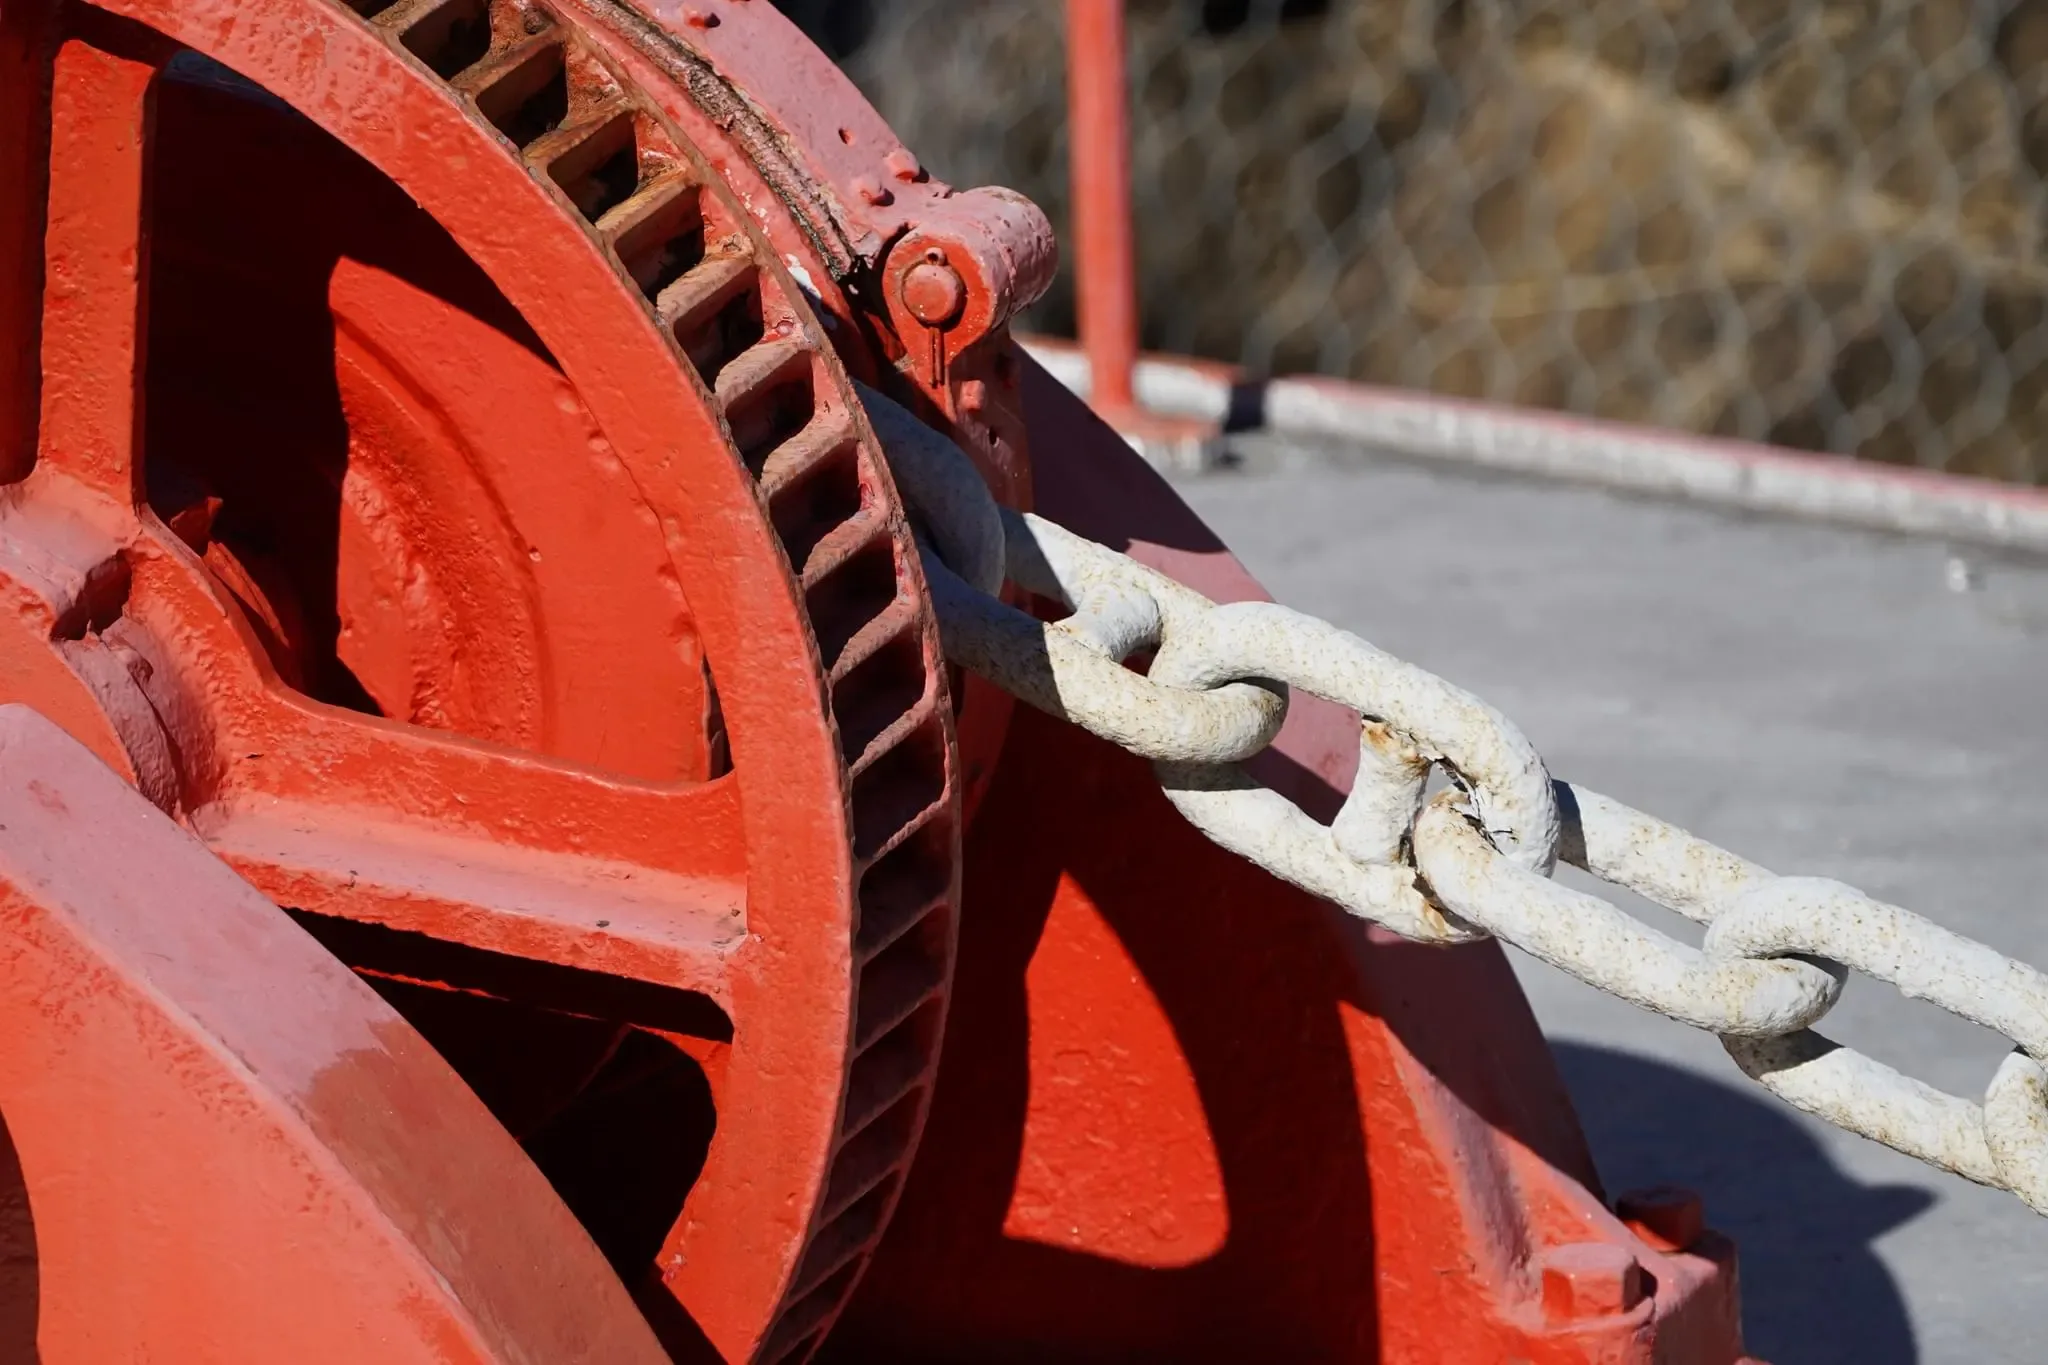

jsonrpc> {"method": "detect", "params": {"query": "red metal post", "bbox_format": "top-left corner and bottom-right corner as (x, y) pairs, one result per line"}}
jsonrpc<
(1065, 0), (1139, 416)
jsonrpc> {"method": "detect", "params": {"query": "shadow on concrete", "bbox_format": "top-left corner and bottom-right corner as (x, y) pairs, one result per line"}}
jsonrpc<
(1553, 1042), (1930, 1365)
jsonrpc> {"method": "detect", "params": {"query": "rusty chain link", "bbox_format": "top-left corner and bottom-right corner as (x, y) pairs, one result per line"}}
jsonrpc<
(867, 393), (2048, 1218)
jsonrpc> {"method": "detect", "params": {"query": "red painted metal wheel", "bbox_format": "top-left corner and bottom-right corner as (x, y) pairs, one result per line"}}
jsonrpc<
(0, 0), (960, 1359)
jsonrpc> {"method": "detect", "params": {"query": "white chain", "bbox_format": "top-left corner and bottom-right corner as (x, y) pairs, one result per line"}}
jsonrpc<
(866, 393), (2048, 1218)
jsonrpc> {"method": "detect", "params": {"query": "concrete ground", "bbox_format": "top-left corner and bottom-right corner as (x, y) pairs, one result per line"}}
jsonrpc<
(1172, 445), (2048, 1364)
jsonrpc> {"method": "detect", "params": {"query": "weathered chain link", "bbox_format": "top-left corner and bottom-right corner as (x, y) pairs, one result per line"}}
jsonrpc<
(1416, 788), (2048, 1214)
(869, 399), (2048, 1217)
(919, 509), (1287, 764)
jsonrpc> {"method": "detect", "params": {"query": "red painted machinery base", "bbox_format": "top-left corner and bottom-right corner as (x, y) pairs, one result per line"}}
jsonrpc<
(823, 370), (1749, 1364)
(0, 0), (1756, 1358)
(0, 383), (1754, 1362)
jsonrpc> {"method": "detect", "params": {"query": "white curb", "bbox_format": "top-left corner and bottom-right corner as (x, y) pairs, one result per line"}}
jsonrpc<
(1022, 337), (2048, 556)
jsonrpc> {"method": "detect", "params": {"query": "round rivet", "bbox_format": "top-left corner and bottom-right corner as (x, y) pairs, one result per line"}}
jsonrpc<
(900, 259), (966, 328)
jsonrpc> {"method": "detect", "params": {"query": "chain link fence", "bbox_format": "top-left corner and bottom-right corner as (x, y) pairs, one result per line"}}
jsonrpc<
(775, 0), (2048, 482)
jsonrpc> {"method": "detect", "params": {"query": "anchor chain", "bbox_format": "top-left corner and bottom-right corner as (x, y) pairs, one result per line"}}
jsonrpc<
(865, 387), (2048, 1218)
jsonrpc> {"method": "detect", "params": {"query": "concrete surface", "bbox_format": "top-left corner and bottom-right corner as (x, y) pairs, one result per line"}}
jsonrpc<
(1174, 448), (2048, 1364)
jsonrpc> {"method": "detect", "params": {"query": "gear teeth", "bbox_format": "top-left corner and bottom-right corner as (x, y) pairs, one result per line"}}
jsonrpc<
(597, 173), (705, 297)
(385, 0), (495, 77)
(758, 407), (856, 500)
(840, 1000), (941, 1141)
(656, 253), (754, 333)
(816, 1090), (920, 1224)
(657, 254), (760, 380)
(459, 31), (568, 146)
(851, 822), (949, 962)
(523, 101), (639, 220)
(716, 338), (815, 465)
(335, 3), (960, 1356)
(714, 335), (811, 411)
(852, 925), (946, 1051)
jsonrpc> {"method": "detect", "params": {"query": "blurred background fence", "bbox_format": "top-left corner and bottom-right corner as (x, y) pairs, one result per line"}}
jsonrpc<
(774, 0), (2048, 482)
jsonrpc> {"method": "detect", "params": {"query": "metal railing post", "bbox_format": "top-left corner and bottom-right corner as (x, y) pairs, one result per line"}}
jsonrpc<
(1065, 0), (1139, 417)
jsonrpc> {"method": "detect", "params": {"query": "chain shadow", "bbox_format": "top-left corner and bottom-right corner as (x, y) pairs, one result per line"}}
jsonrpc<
(832, 705), (1387, 1361)
(147, 56), (556, 719)
(838, 357), (1933, 1361)
(1551, 1041), (1929, 1365)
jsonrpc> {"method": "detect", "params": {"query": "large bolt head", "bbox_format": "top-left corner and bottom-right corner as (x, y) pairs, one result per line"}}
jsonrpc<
(1540, 1242), (1649, 1322)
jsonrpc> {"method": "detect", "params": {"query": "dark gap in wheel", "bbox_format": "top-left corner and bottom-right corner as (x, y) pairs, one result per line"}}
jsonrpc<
(612, 182), (706, 299)
(841, 999), (937, 1133)
(681, 285), (765, 387)
(848, 717), (945, 859)
(352, 973), (632, 1138)
(146, 54), (760, 790)
(771, 1328), (828, 1365)
(730, 376), (816, 470)
(768, 437), (862, 571)
(161, 51), (294, 111)
(289, 910), (735, 1040)
(0, 1108), (37, 1361)
(702, 655), (732, 778)
(855, 817), (950, 957)
(776, 1329), (831, 1365)
(301, 919), (723, 1316)
(580, 142), (643, 220)
(362, 979), (718, 1282)
(628, 1280), (725, 1364)
(547, 112), (642, 221)
(789, 1178), (895, 1311)
(639, 222), (705, 300)
(805, 537), (899, 673)
(854, 910), (947, 1048)
(524, 1029), (716, 1276)
(402, 0), (494, 79)
(821, 1087), (919, 1215)
(476, 40), (569, 148)
(762, 1261), (865, 1364)
(830, 629), (925, 765)
(146, 56), (546, 723)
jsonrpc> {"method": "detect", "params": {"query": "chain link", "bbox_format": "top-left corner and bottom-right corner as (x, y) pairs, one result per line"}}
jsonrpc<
(871, 401), (2048, 1218)
(1418, 788), (2048, 1215)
